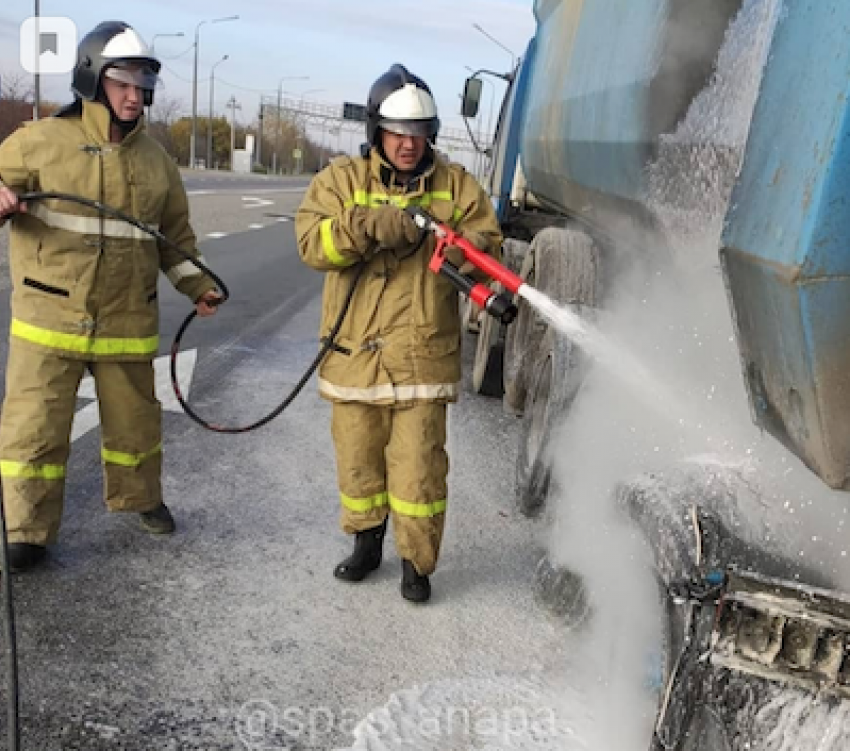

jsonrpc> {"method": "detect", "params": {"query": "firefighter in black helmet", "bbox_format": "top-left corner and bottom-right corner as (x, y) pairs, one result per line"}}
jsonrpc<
(296, 64), (502, 603)
(71, 21), (162, 130)
(365, 64), (441, 147)
(0, 21), (222, 572)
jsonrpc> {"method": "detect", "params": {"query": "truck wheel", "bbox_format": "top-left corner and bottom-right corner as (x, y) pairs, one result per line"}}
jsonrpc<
(503, 243), (537, 416)
(471, 282), (505, 397)
(465, 239), (524, 337)
(535, 226), (601, 309)
(501, 237), (527, 274)
(515, 327), (583, 516)
(515, 227), (600, 516)
(461, 296), (482, 334)
(533, 554), (591, 628)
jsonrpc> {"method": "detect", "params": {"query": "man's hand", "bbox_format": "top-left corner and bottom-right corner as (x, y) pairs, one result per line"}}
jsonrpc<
(364, 205), (421, 251)
(195, 290), (223, 317)
(0, 186), (26, 220)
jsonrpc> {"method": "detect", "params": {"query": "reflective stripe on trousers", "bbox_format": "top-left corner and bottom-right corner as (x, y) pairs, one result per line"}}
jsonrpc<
(0, 342), (163, 545)
(331, 401), (448, 576)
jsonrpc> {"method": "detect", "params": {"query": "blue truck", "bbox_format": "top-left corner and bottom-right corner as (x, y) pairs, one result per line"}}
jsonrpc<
(463, 0), (850, 747)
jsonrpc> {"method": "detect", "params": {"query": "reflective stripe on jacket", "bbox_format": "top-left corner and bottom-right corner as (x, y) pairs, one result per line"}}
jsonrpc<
(296, 152), (503, 404)
(0, 100), (215, 360)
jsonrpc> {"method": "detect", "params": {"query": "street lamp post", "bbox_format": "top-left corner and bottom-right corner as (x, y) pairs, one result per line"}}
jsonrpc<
(148, 32), (184, 121)
(472, 23), (517, 72)
(150, 31), (184, 54)
(190, 15), (238, 168)
(208, 54), (229, 169)
(273, 76), (309, 174)
(228, 95), (241, 170)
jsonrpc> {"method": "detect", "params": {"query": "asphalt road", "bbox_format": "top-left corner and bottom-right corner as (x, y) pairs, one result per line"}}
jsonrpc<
(0, 171), (571, 750)
(180, 170), (313, 195)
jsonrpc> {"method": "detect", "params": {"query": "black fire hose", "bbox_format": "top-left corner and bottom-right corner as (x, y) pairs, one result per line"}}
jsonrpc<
(0, 487), (19, 751)
(17, 191), (363, 433)
(0, 191), (364, 748)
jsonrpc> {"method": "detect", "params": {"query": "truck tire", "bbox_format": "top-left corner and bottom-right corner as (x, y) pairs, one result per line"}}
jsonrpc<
(471, 282), (505, 397)
(534, 226), (601, 309)
(533, 554), (591, 628)
(515, 227), (600, 516)
(501, 237), (527, 274)
(470, 238), (528, 398)
(515, 327), (579, 516)
(461, 296), (481, 334)
(465, 238), (525, 336)
(503, 243), (538, 416)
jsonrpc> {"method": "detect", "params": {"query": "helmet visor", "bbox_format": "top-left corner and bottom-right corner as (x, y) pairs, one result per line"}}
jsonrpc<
(103, 63), (160, 91)
(380, 118), (439, 139)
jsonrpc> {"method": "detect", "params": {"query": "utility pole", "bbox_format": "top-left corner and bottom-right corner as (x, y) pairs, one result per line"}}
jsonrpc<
(32, 0), (40, 121)
(257, 100), (264, 169)
(274, 76), (309, 174)
(228, 95), (241, 169)
(274, 84), (281, 174)
(207, 55), (228, 170)
(190, 15), (238, 168)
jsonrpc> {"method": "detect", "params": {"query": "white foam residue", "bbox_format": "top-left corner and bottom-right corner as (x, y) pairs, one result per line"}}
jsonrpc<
(340, 674), (588, 750)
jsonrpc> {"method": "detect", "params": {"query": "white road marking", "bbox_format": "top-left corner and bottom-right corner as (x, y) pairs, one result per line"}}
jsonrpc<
(72, 350), (198, 443)
(249, 224), (265, 230)
(186, 187), (305, 196)
(206, 232), (227, 239)
(241, 196), (275, 209)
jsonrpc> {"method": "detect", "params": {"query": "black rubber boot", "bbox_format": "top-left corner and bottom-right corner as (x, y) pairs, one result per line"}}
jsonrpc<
(6, 543), (47, 573)
(139, 503), (175, 535)
(334, 518), (387, 582)
(401, 559), (431, 603)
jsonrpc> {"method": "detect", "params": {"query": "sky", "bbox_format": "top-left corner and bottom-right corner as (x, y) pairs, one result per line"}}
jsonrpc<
(0, 0), (536, 155)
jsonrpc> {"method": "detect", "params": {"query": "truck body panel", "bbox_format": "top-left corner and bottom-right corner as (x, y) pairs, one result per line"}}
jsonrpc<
(519, 0), (742, 239)
(721, 0), (850, 489)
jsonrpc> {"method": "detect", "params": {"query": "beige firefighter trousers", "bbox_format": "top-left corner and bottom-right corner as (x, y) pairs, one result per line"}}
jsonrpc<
(331, 401), (448, 576)
(0, 342), (163, 546)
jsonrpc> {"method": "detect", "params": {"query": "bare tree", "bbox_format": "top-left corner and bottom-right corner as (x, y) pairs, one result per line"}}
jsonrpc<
(147, 95), (185, 156)
(0, 69), (55, 142)
(0, 71), (34, 102)
(150, 95), (184, 128)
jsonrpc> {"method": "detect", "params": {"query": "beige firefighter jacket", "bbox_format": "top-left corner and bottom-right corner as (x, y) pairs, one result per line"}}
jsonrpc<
(0, 99), (215, 361)
(296, 150), (502, 404)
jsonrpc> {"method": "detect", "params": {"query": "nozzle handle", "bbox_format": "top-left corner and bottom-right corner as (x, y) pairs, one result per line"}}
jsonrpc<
(405, 205), (438, 232)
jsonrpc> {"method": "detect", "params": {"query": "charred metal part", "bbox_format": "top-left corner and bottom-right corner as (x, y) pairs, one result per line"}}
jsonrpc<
(709, 570), (850, 699)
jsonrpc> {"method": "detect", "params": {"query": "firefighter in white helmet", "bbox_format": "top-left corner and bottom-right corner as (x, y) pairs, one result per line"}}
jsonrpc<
(0, 21), (222, 572)
(296, 64), (502, 603)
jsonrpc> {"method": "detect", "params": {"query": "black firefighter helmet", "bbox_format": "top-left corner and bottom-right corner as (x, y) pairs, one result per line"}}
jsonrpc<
(365, 64), (440, 147)
(72, 21), (161, 107)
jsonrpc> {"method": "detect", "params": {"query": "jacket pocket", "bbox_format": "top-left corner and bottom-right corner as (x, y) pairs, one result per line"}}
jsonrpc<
(23, 277), (70, 297)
